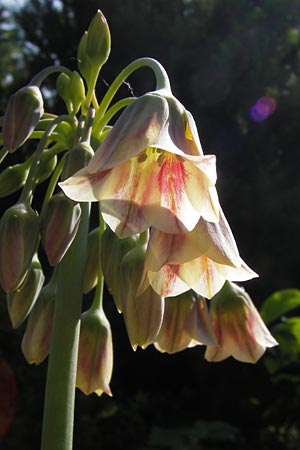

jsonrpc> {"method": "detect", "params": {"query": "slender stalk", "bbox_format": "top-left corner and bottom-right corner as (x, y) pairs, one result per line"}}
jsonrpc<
(94, 57), (172, 129)
(30, 65), (73, 87)
(90, 208), (106, 313)
(41, 202), (90, 450)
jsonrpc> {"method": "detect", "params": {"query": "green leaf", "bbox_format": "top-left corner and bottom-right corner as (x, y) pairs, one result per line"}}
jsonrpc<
(260, 289), (300, 324)
(273, 317), (300, 355)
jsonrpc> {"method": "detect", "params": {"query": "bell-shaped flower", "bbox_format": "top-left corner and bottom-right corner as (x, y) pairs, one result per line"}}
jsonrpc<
(155, 291), (217, 354)
(21, 280), (55, 364)
(60, 90), (220, 237)
(139, 209), (258, 299)
(120, 238), (164, 350)
(204, 281), (278, 363)
(76, 308), (113, 396)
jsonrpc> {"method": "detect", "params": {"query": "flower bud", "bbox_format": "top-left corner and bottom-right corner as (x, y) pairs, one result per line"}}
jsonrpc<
(41, 192), (81, 266)
(77, 308), (113, 396)
(56, 72), (72, 112)
(0, 160), (31, 198)
(21, 281), (55, 364)
(3, 85), (44, 152)
(37, 150), (57, 184)
(83, 227), (99, 294)
(0, 202), (40, 292)
(205, 281), (278, 363)
(85, 10), (111, 69)
(69, 71), (85, 114)
(61, 142), (94, 181)
(120, 241), (164, 350)
(77, 32), (94, 87)
(101, 226), (137, 312)
(7, 253), (45, 328)
(154, 291), (216, 354)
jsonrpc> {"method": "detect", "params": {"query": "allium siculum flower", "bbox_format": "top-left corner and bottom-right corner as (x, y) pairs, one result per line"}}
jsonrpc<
(139, 209), (258, 299)
(155, 291), (217, 354)
(21, 281), (55, 364)
(119, 239), (164, 350)
(204, 281), (278, 363)
(60, 90), (220, 237)
(76, 308), (113, 396)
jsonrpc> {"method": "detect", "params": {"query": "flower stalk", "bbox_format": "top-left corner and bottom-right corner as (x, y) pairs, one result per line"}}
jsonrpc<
(40, 202), (90, 450)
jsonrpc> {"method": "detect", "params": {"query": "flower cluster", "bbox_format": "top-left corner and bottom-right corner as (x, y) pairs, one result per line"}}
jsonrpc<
(0, 10), (277, 401)
(60, 86), (277, 393)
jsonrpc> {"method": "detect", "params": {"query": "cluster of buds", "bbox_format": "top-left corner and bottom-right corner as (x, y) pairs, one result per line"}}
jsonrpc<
(0, 9), (277, 399)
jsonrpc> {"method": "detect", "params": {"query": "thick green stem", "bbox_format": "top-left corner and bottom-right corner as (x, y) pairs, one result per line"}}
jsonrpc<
(40, 202), (90, 450)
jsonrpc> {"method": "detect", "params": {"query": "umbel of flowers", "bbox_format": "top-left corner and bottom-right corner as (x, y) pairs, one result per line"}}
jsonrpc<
(0, 10), (277, 450)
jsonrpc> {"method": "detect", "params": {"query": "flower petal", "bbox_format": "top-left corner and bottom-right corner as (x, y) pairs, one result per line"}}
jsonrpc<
(88, 93), (169, 172)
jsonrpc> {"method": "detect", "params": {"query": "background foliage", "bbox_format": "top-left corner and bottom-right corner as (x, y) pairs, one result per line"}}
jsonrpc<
(0, 1), (300, 449)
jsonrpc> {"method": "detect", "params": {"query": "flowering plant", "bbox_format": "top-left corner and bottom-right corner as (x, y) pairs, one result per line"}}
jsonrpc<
(0, 10), (277, 450)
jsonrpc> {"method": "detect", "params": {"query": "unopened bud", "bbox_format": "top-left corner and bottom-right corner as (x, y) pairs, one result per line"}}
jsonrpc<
(101, 226), (137, 312)
(120, 241), (164, 350)
(83, 227), (99, 294)
(0, 160), (31, 198)
(56, 72), (72, 112)
(85, 10), (111, 69)
(61, 142), (94, 181)
(7, 254), (45, 328)
(37, 150), (57, 184)
(77, 308), (113, 396)
(77, 32), (94, 87)
(41, 192), (81, 266)
(0, 202), (40, 292)
(3, 86), (44, 152)
(69, 71), (85, 114)
(22, 281), (55, 364)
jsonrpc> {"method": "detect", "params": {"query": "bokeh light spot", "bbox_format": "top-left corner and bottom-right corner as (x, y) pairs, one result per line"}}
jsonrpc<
(249, 96), (277, 122)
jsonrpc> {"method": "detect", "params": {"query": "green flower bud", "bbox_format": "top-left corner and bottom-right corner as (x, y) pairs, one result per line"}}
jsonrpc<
(21, 281), (55, 364)
(120, 242), (164, 350)
(6, 253), (45, 328)
(56, 72), (72, 112)
(0, 148), (57, 198)
(101, 227), (137, 312)
(41, 192), (81, 266)
(83, 227), (99, 294)
(0, 202), (40, 292)
(3, 86), (44, 152)
(37, 150), (57, 184)
(77, 31), (94, 87)
(77, 10), (110, 87)
(61, 142), (94, 181)
(77, 308), (113, 396)
(85, 10), (111, 69)
(69, 71), (85, 115)
(0, 160), (31, 198)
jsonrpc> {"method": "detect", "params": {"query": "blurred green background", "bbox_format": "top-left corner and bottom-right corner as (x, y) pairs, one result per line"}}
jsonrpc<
(1, 1), (300, 449)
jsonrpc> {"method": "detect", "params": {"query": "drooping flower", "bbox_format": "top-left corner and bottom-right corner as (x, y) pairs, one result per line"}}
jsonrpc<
(139, 209), (258, 299)
(154, 291), (217, 354)
(119, 238), (164, 350)
(60, 90), (220, 237)
(204, 281), (278, 363)
(76, 308), (113, 396)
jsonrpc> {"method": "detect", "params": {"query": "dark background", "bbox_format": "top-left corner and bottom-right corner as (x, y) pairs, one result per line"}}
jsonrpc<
(1, 1), (300, 449)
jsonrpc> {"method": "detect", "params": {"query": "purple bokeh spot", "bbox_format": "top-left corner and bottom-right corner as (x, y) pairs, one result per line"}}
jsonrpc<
(249, 96), (277, 122)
